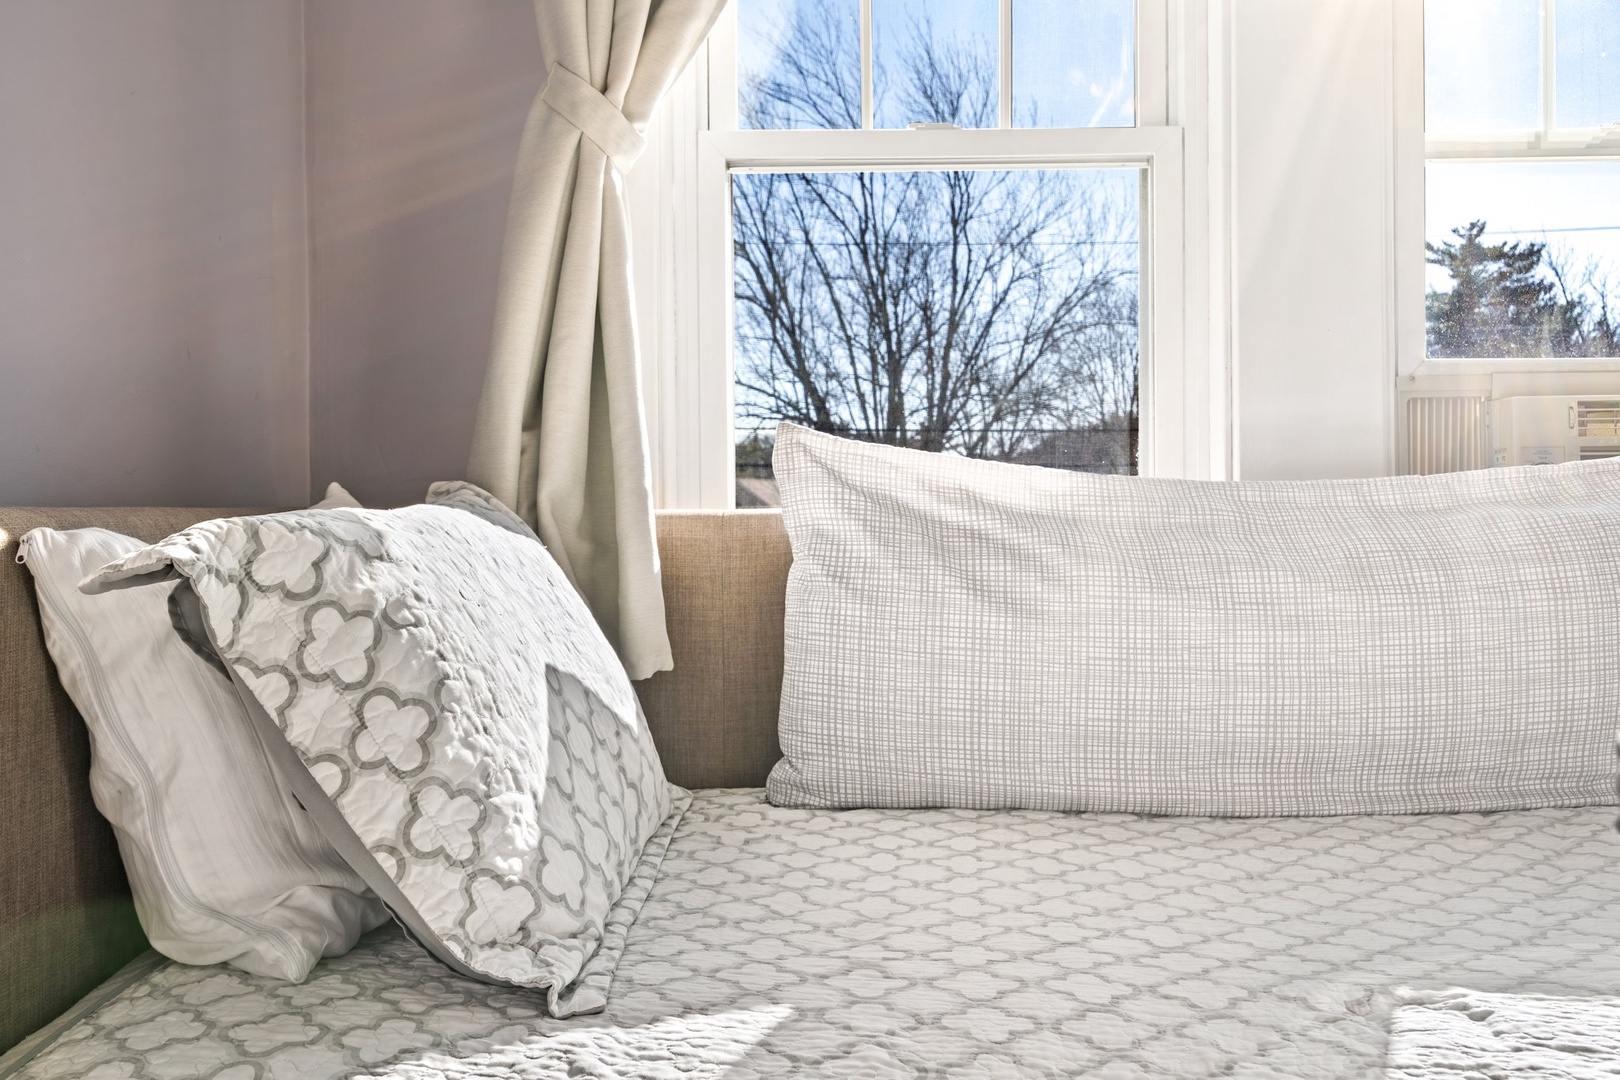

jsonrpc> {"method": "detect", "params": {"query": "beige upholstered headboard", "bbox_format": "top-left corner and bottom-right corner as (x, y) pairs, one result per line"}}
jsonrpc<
(0, 506), (789, 1054)
(635, 510), (790, 789)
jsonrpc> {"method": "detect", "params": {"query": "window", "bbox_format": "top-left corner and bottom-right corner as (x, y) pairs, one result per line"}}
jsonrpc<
(1398, 0), (1620, 474)
(674, 0), (1189, 508)
(731, 164), (1143, 505)
(1423, 0), (1620, 360)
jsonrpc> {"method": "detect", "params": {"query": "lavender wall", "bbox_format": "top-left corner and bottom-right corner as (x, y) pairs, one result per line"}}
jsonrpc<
(305, 0), (539, 507)
(0, 1), (537, 509)
(0, 1), (309, 506)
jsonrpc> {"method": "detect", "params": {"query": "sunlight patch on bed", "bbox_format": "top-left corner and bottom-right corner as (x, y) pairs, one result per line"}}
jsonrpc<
(1388, 988), (1620, 1080)
(381, 1006), (794, 1078)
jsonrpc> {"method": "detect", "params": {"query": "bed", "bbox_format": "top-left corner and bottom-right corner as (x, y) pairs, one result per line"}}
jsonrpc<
(8, 789), (1620, 1079)
(4, 504), (1619, 1080)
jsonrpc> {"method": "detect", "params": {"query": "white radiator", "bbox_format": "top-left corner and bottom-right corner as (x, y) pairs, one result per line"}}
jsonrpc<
(1405, 396), (1488, 475)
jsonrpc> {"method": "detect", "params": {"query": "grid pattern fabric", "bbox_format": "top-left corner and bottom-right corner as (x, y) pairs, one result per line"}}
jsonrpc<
(767, 423), (1620, 814)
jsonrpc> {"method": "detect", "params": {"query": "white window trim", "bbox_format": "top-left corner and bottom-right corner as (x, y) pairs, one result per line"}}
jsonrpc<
(639, 0), (1224, 508)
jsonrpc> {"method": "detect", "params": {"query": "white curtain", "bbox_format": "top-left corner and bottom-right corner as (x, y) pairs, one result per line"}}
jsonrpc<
(468, 0), (724, 680)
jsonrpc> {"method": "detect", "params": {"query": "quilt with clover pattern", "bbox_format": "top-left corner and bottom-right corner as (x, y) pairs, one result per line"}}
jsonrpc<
(7, 789), (1620, 1080)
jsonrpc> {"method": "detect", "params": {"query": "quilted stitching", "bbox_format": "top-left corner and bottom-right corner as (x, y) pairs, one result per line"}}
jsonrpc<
(15, 791), (1620, 1079)
(85, 502), (679, 1015)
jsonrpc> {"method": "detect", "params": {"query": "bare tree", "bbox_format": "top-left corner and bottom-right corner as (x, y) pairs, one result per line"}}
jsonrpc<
(1546, 247), (1620, 358)
(739, 1), (861, 130)
(733, 8), (1141, 472)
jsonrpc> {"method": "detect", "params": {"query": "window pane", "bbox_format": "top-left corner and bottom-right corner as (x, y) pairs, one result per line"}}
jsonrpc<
(733, 168), (1141, 507)
(1425, 0), (1541, 134)
(1557, 0), (1620, 129)
(1013, 0), (1135, 128)
(738, 0), (860, 129)
(1426, 161), (1620, 357)
(873, 0), (999, 129)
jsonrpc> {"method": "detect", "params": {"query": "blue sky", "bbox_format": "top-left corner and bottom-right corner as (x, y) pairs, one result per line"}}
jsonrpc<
(1427, 162), (1620, 292)
(740, 0), (1134, 129)
(870, 0), (1135, 128)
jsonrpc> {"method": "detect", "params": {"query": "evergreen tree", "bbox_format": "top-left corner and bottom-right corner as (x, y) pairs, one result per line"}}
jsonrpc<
(1425, 221), (1580, 357)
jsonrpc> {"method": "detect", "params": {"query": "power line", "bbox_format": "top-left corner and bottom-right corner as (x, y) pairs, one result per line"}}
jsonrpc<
(1478, 225), (1620, 235)
(736, 239), (1141, 247)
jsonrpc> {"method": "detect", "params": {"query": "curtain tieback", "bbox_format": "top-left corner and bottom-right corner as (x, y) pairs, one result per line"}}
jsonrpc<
(541, 62), (646, 173)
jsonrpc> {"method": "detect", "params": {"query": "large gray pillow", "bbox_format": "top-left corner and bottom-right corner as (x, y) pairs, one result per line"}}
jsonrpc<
(87, 492), (685, 1016)
(768, 423), (1620, 816)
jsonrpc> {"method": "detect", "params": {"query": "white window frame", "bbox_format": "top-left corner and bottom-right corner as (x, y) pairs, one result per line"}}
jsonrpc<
(1394, 0), (1620, 388)
(640, 0), (1216, 507)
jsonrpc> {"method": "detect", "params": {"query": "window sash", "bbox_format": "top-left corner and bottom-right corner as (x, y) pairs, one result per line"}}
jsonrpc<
(707, 126), (1175, 168)
(1425, 142), (1620, 160)
(640, 0), (1203, 509)
(1423, 0), (1620, 157)
(707, 0), (1170, 132)
(686, 127), (1187, 507)
(1424, 0), (1619, 153)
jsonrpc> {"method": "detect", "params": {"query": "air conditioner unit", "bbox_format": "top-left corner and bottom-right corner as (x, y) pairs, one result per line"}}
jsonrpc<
(1489, 396), (1620, 466)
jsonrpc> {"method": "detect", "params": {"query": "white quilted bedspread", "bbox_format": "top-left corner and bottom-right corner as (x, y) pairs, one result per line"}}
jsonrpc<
(12, 790), (1620, 1080)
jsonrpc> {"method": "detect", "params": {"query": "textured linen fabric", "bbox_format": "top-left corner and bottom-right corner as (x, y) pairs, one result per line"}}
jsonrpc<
(85, 500), (682, 1016)
(19, 524), (386, 981)
(466, 0), (726, 681)
(769, 423), (1620, 814)
(10, 790), (1620, 1080)
(634, 510), (788, 789)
